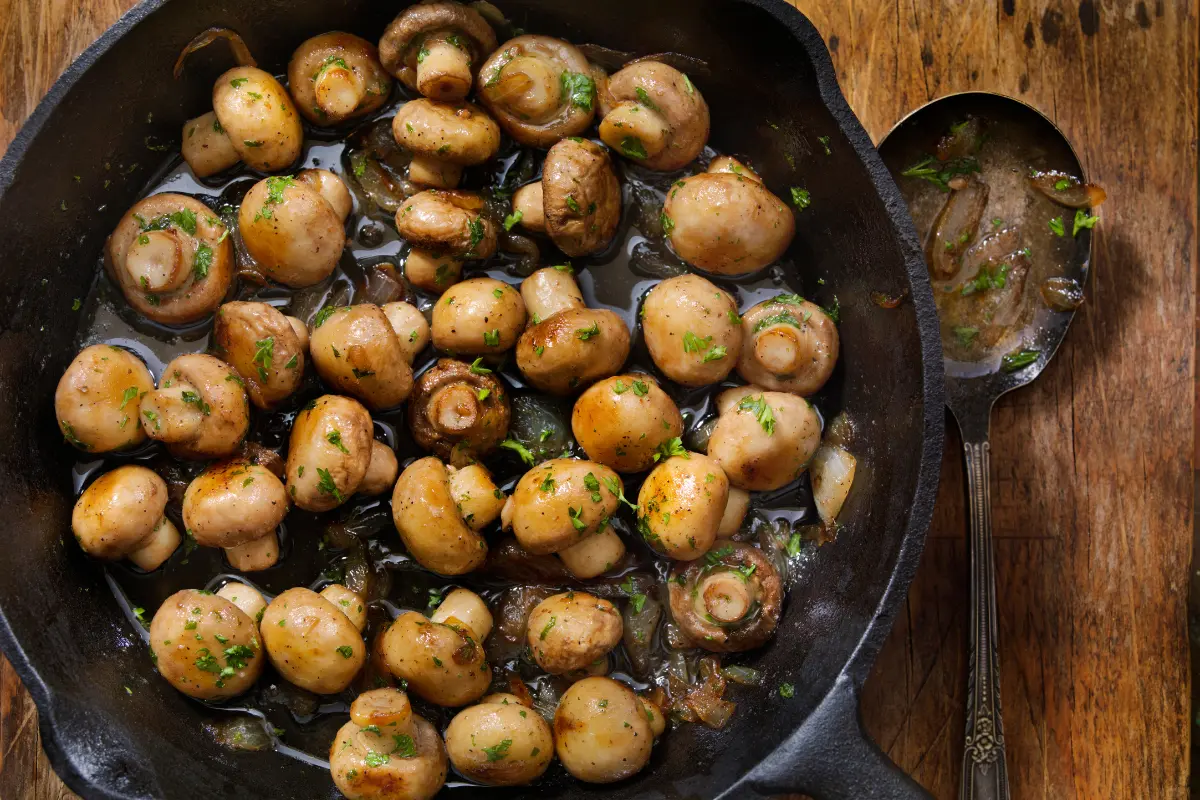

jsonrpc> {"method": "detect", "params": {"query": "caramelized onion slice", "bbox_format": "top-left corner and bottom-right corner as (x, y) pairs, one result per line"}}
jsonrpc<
(1029, 170), (1107, 209)
(174, 26), (256, 79)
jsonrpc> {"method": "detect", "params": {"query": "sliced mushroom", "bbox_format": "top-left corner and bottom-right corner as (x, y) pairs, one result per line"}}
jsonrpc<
(570, 375), (683, 473)
(379, 2), (497, 101)
(380, 610), (491, 706)
(182, 460), (289, 571)
(642, 274), (743, 386)
(330, 689), (448, 800)
(139, 354), (250, 460)
(476, 35), (596, 147)
(408, 358), (510, 465)
(261, 587), (366, 694)
(392, 99), (501, 189)
(285, 394), (374, 511)
(72, 465), (181, 571)
(105, 194), (234, 325)
(149, 589), (264, 700)
(395, 190), (497, 292)
(637, 453), (729, 560)
(309, 304), (414, 410)
(212, 66), (303, 172)
(599, 60), (709, 171)
(213, 301), (307, 409)
(181, 111), (239, 178)
(430, 277), (526, 355)
(707, 387), (821, 491)
(526, 591), (622, 674)
(504, 458), (623, 555)
(392, 457), (496, 574)
(288, 32), (392, 125)
(537, 137), (621, 256)
(56, 344), (155, 454)
(554, 677), (654, 783)
(667, 542), (782, 652)
(737, 296), (839, 396)
(239, 174), (348, 288)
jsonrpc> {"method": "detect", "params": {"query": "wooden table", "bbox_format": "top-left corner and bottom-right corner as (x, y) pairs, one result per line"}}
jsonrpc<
(0, 1), (1194, 798)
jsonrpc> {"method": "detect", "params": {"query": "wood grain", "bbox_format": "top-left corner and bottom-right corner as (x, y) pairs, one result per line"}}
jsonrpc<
(0, 1), (1194, 799)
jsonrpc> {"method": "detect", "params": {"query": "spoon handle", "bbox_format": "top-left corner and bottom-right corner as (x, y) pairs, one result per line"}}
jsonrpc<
(959, 436), (1010, 800)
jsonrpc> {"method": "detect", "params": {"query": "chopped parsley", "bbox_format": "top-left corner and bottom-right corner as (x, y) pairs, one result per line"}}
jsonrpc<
(252, 336), (274, 381)
(483, 329), (501, 347)
(483, 739), (513, 762)
(1048, 216), (1066, 237)
(326, 430), (349, 454)
(335, 645), (354, 658)
(180, 390), (211, 416)
(255, 176), (294, 222)
(960, 263), (1011, 296)
(1001, 348), (1040, 373)
(577, 322), (600, 340)
(192, 243), (213, 280)
(316, 468), (344, 503)
(620, 136), (648, 159)
(469, 357), (492, 375)
(632, 380), (649, 397)
(779, 683), (795, 699)
(899, 155), (981, 192)
(653, 437), (688, 462)
(559, 71), (595, 111)
(503, 210), (523, 230)
(790, 187), (811, 210)
(498, 438), (534, 465)
(568, 506), (587, 532)
(539, 616), (556, 640)
(391, 733), (417, 758)
(1072, 209), (1099, 236)
(737, 394), (776, 435)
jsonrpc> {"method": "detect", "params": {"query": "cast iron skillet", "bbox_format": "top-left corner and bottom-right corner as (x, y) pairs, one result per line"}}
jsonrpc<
(0, 0), (943, 797)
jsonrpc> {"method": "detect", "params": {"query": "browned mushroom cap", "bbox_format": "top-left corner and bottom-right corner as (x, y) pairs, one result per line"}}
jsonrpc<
(213, 301), (307, 409)
(392, 99), (501, 190)
(56, 344), (155, 454)
(404, 249), (465, 294)
(599, 60), (709, 171)
(539, 138), (621, 257)
(408, 359), (509, 466)
(668, 542), (782, 652)
(239, 175), (347, 288)
(105, 194), (233, 325)
(379, 2), (497, 101)
(71, 465), (181, 571)
(288, 32), (393, 125)
(212, 66), (304, 172)
(181, 111), (239, 178)
(140, 354), (250, 460)
(431, 278), (527, 356)
(395, 190), (497, 260)
(285, 394), (374, 511)
(182, 460), (289, 549)
(476, 35), (596, 148)
(392, 457), (488, 575)
(738, 296), (839, 396)
(309, 304), (414, 410)
(516, 308), (631, 396)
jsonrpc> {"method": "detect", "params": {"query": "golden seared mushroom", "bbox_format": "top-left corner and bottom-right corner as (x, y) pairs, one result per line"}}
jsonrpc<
(212, 66), (304, 172)
(536, 137), (622, 256)
(309, 304), (414, 410)
(321, 583), (368, 632)
(526, 591), (622, 675)
(285, 394), (374, 511)
(261, 587), (366, 694)
(140, 354), (250, 460)
(429, 587), (493, 641)
(707, 386), (821, 491)
(330, 688), (448, 800)
(554, 677), (654, 783)
(637, 453), (729, 560)
(379, 2), (497, 101)
(383, 301), (431, 363)
(515, 267), (630, 395)
(392, 99), (501, 189)
(56, 345), (155, 454)
(445, 694), (554, 786)
(557, 528), (625, 579)
(570, 375), (683, 473)
(149, 589), (263, 700)
(430, 277), (526, 355)
(380, 609), (491, 707)
(642, 274), (743, 386)
(503, 458), (623, 555)
(359, 440), (399, 497)
(288, 32), (392, 125)
(599, 60), (709, 171)
(217, 580), (268, 624)
(213, 301), (307, 409)
(182, 460), (289, 572)
(106, 194), (233, 325)
(395, 190), (496, 292)
(668, 542), (783, 652)
(181, 111), (239, 178)
(662, 158), (795, 276)
(476, 35), (596, 147)
(408, 358), (510, 465)
(738, 295), (840, 396)
(239, 174), (349, 288)
(392, 457), (505, 574)
(71, 465), (181, 571)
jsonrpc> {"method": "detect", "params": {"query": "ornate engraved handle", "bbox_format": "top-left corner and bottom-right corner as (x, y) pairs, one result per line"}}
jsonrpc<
(960, 437), (1010, 800)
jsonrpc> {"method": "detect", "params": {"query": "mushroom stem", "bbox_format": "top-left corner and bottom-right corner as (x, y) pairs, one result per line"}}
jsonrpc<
(224, 531), (280, 572)
(753, 326), (811, 376)
(408, 153), (463, 189)
(696, 572), (753, 623)
(512, 182), (546, 233)
(405, 249), (464, 293)
(181, 112), (240, 178)
(140, 382), (206, 444)
(599, 101), (670, 159)
(488, 56), (559, 119)
(416, 38), (475, 101)
(430, 588), (493, 642)
(350, 688), (415, 734)
(126, 517), (182, 571)
(428, 383), (480, 435)
(286, 315), (310, 351)
(520, 265), (585, 322)
(314, 62), (366, 118)
(125, 230), (188, 293)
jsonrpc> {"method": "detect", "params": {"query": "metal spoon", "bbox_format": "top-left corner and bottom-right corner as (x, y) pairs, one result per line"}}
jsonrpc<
(878, 92), (1096, 800)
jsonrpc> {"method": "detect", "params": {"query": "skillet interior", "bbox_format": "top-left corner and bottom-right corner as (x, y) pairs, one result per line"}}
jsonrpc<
(0, 0), (942, 797)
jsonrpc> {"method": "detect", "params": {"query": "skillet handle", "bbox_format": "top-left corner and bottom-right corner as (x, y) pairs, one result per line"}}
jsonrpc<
(737, 674), (931, 800)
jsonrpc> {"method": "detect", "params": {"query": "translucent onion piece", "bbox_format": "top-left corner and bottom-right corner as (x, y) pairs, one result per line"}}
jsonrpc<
(1040, 277), (1085, 312)
(174, 27), (256, 79)
(205, 716), (274, 752)
(935, 117), (984, 161)
(720, 664), (763, 686)
(622, 593), (662, 679)
(508, 394), (575, 462)
(810, 444), (857, 525)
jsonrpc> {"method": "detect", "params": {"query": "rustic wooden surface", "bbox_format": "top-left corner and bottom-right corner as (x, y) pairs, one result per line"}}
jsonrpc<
(0, 1), (1194, 798)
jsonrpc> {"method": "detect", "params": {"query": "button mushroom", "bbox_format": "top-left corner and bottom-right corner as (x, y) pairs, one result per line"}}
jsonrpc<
(430, 277), (526, 356)
(359, 441), (400, 497)
(515, 267), (630, 395)
(641, 274), (743, 386)
(557, 528), (626, 579)
(139, 354), (250, 460)
(56, 344), (155, 454)
(407, 358), (510, 465)
(239, 173), (349, 288)
(105, 194), (234, 325)
(383, 301), (431, 363)
(149, 588), (264, 700)
(718, 488), (751, 537)
(395, 190), (497, 293)
(737, 295), (840, 396)
(330, 688), (448, 800)
(212, 66), (304, 172)
(661, 158), (795, 275)
(706, 386), (821, 491)
(503, 458), (623, 555)
(429, 587), (493, 641)
(391, 457), (504, 575)
(213, 301), (308, 410)
(598, 60), (709, 171)
(514, 137), (621, 257)
(392, 99), (501, 189)
(288, 32), (392, 126)
(445, 693), (554, 786)
(636, 453), (729, 560)
(380, 609), (491, 707)
(309, 304), (415, 410)
(554, 676), (654, 783)
(526, 591), (622, 675)
(181, 111), (239, 178)
(71, 465), (181, 571)
(261, 587), (366, 694)
(284, 394), (376, 511)
(379, 2), (497, 102)
(321, 584), (368, 632)
(667, 541), (783, 652)
(182, 460), (289, 572)
(216, 580), (267, 624)
(476, 35), (596, 148)
(570, 375), (683, 473)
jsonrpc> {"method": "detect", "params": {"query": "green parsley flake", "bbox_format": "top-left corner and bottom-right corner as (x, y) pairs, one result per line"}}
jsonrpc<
(737, 394), (776, 435)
